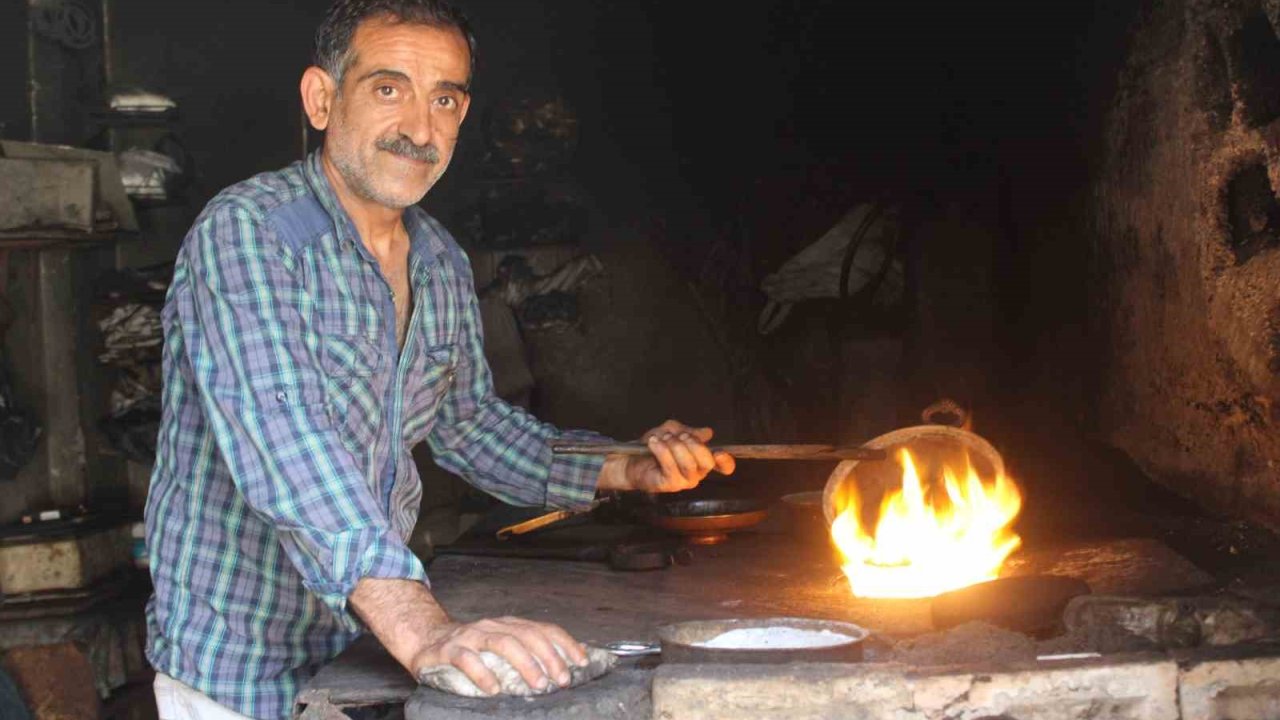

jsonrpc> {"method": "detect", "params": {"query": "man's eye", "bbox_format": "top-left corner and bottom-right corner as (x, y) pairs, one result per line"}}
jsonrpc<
(435, 96), (457, 109)
(376, 86), (398, 98)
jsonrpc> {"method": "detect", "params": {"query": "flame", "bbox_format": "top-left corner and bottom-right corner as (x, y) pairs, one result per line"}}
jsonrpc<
(830, 447), (1022, 599)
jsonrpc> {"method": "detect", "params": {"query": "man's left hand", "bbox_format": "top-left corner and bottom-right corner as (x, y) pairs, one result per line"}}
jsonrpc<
(597, 420), (736, 493)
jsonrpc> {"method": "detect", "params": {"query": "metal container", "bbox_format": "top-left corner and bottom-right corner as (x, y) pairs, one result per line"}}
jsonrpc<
(780, 491), (827, 542)
(0, 158), (97, 232)
(656, 617), (869, 664)
(639, 499), (769, 545)
(822, 425), (1006, 525)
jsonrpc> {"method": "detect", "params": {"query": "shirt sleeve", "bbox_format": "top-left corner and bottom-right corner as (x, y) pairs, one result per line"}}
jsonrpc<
(426, 250), (609, 510)
(177, 202), (426, 633)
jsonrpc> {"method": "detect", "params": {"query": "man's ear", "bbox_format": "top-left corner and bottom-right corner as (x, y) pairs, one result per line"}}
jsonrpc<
(300, 66), (338, 131)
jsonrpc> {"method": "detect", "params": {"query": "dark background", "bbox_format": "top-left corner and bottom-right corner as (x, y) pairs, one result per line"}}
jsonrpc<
(0, 0), (1137, 240)
(2, 0), (1175, 541)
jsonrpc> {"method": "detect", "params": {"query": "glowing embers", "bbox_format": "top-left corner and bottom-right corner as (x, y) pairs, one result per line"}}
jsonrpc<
(830, 448), (1022, 599)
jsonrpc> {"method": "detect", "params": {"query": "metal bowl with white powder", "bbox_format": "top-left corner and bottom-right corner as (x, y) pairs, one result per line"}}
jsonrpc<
(657, 617), (869, 664)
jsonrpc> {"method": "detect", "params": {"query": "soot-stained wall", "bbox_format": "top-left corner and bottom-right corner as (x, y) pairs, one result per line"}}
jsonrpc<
(0, 2), (30, 141)
(1094, 0), (1280, 528)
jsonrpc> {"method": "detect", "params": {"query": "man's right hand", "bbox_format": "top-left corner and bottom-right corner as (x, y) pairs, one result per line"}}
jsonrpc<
(349, 577), (588, 696)
(411, 616), (589, 695)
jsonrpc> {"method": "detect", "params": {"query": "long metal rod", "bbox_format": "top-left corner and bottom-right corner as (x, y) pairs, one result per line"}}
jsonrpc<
(551, 442), (887, 462)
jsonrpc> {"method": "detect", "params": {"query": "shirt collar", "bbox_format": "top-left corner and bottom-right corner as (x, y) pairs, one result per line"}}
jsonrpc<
(303, 150), (447, 281)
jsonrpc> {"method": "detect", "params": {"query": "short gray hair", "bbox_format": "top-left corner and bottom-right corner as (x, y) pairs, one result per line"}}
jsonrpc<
(314, 0), (476, 86)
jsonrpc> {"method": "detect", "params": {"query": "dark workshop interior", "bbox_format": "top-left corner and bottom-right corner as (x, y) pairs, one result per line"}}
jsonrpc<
(3, 0), (1280, 718)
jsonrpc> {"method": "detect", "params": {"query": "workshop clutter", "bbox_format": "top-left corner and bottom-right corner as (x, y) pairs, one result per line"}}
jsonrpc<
(481, 253), (605, 333)
(0, 511), (132, 596)
(118, 148), (185, 203)
(0, 508), (147, 715)
(0, 351), (40, 483)
(107, 88), (177, 114)
(96, 88), (192, 204)
(758, 201), (905, 335)
(95, 263), (170, 463)
(482, 89), (579, 178)
(0, 141), (139, 234)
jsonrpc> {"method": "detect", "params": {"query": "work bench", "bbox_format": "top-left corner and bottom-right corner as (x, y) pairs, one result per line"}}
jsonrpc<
(294, 515), (1210, 719)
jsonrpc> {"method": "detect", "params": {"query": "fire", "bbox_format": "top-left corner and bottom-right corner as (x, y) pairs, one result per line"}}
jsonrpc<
(830, 447), (1022, 599)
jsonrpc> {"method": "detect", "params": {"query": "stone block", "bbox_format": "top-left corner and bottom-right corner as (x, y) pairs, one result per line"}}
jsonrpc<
(652, 663), (916, 720)
(651, 656), (1180, 720)
(913, 655), (1178, 720)
(1178, 648), (1280, 720)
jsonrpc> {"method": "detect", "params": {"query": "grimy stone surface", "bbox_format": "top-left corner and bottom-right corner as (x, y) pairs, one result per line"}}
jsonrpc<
(1093, 0), (1280, 530)
(652, 656), (1181, 720)
(306, 534), (1220, 719)
(1005, 537), (1213, 596)
(651, 663), (915, 720)
(1177, 646), (1280, 720)
(310, 622), (1280, 720)
(427, 533), (1211, 644)
(922, 658), (1179, 720)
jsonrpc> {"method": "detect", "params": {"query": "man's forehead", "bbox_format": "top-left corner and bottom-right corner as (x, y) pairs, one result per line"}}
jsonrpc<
(347, 16), (471, 77)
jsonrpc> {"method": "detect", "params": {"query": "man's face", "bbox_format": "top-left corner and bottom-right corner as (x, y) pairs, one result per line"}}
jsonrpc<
(322, 17), (471, 209)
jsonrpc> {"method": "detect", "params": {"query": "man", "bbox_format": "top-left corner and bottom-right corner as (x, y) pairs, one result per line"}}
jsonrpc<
(143, 2), (736, 717)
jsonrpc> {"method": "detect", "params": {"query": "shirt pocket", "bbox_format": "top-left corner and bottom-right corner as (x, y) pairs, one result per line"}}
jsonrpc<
(403, 344), (457, 445)
(318, 331), (386, 460)
(319, 331), (385, 380)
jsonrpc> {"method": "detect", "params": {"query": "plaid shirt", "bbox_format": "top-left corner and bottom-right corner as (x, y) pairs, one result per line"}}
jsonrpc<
(144, 152), (605, 719)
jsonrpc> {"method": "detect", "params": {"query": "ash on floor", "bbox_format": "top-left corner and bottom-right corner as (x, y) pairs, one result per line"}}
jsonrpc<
(892, 622), (1037, 666)
(889, 622), (1098, 667)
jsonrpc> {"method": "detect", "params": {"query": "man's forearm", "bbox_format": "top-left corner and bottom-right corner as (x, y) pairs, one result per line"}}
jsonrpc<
(349, 577), (451, 673)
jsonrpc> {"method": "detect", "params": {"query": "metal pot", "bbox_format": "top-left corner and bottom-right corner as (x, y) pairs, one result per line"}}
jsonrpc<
(821, 424), (1006, 526)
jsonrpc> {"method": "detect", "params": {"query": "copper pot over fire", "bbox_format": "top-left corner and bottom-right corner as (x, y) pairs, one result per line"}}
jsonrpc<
(822, 418), (1023, 600)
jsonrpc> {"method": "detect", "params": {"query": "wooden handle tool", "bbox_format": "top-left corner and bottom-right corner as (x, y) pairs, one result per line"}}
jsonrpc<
(551, 442), (888, 462)
(496, 506), (595, 540)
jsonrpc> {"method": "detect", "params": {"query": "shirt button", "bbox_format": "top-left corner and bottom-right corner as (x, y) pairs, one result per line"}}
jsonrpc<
(276, 391), (288, 403)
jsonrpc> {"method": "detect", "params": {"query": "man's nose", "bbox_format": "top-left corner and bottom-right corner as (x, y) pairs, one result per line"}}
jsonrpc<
(400, 99), (434, 148)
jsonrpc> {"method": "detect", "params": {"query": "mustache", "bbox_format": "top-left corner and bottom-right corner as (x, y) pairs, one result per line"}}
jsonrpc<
(376, 136), (440, 164)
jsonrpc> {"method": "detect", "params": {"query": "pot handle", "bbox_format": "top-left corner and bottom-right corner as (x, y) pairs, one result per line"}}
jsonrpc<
(921, 398), (971, 430)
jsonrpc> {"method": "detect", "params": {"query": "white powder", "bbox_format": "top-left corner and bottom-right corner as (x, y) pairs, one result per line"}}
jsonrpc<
(693, 626), (855, 649)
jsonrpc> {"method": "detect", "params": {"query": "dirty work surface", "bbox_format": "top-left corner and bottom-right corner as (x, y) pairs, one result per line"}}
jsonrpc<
(299, 531), (1212, 716)
(428, 534), (1213, 644)
(1005, 537), (1214, 596)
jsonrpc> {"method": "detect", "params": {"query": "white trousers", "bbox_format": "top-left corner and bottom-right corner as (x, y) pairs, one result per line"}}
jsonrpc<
(154, 673), (254, 720)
